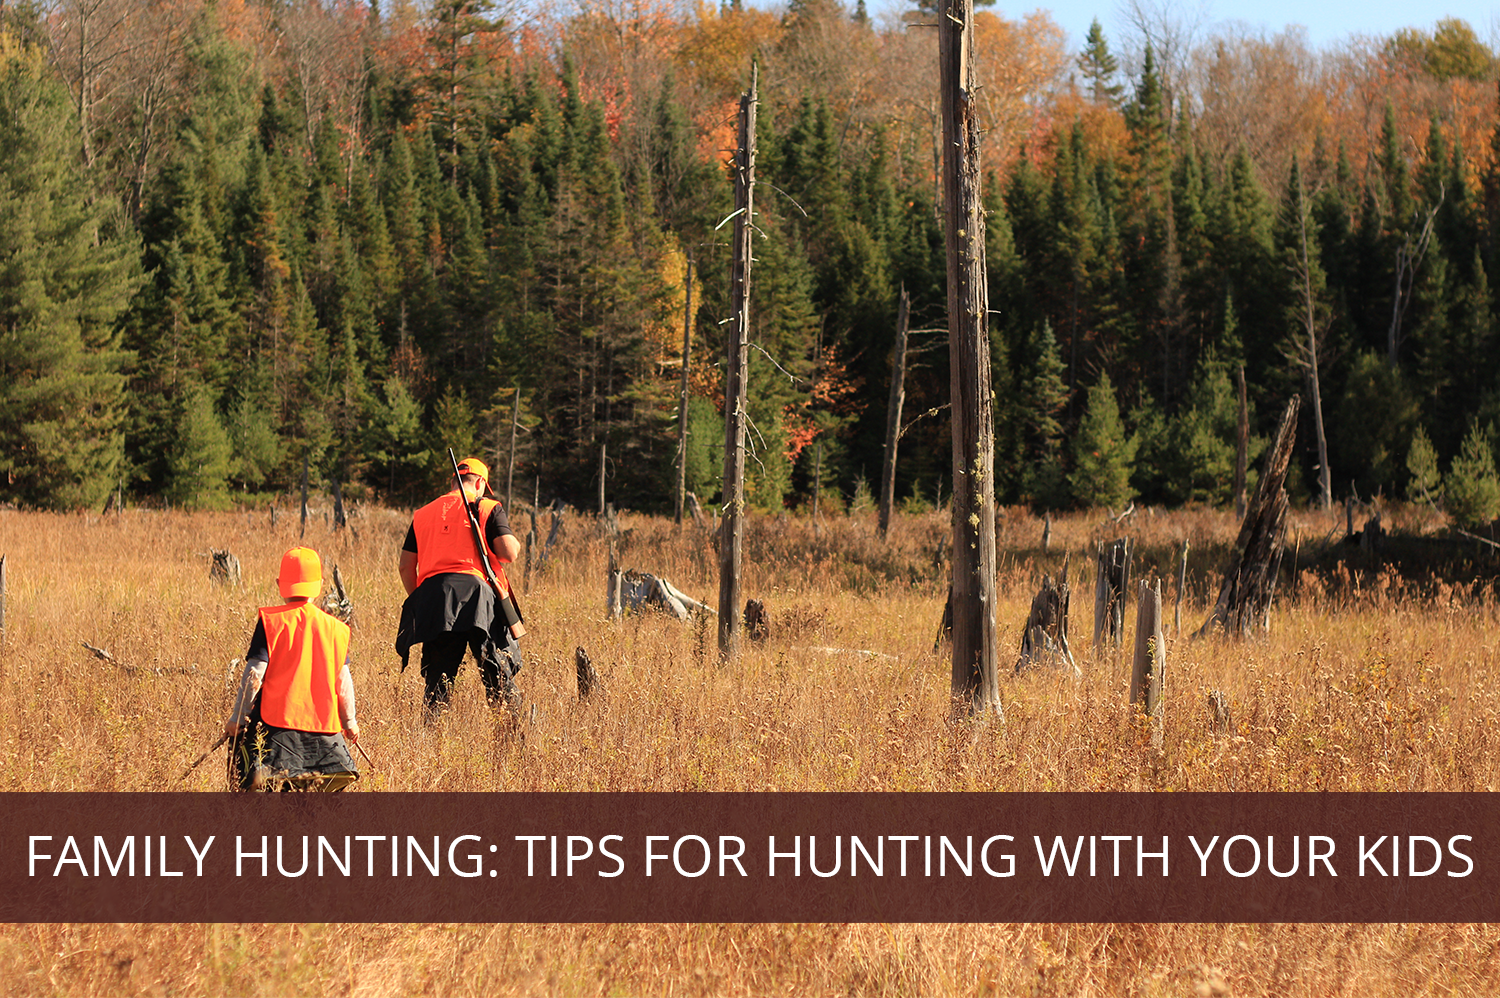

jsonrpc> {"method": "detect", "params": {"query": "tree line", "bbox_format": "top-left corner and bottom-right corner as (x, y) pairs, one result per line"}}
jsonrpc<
(2, 0), (1499, 525)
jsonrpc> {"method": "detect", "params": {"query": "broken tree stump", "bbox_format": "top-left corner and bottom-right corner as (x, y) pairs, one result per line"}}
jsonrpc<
(1093, 537), (1132, 650)
(209, 549), (242, 587)
(1014, 556), (1076, 676)
(1197, 396), (1300, 637)
(744, 599), (769, 642)
(933, 585), (953, 653)
(322, 564), (353, 624)
(1130, 578), (1165, 718)
(611, 570), (713, 622)
(575, 646), (598, 699)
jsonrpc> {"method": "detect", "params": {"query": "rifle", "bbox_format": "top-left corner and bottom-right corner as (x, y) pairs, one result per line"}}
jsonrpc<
(449, 448), (526, 698)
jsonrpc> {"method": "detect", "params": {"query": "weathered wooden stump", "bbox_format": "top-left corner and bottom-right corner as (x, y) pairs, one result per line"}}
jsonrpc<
(1014, 557), (1076, 676)
(1094, 538), (1132, 649)
(209, 549), (242, 587)
(575, 646), (598, 699)
(1131, 579), (1165, 714)
(610, 570), (712, 622)
(744, 599), (769, 643)
(321, 564), (353, 624)
(1197, 396), (1300, 637)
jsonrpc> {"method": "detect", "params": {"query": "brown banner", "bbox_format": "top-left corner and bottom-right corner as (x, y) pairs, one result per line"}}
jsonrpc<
(1, 793), (1492, 922)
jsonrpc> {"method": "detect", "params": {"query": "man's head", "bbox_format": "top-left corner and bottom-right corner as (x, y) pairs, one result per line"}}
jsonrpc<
(456, 456), (490, 497)
(278, 546), (322, 600)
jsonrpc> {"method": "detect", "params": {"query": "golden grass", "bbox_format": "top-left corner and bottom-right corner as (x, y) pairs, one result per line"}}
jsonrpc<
(2, 501), (1499, 995)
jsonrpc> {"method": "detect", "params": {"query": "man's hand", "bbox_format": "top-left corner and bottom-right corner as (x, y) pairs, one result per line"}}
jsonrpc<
(224, 719), (242, 737)
(343, 721), (360, 742)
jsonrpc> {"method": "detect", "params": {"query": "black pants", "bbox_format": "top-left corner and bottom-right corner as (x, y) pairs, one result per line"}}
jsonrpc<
(420, 630), (514, 709)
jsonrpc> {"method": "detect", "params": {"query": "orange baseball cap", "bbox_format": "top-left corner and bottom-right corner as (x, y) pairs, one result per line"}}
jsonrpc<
(278, 546), (323, 599)
(456, 457), (490, 491)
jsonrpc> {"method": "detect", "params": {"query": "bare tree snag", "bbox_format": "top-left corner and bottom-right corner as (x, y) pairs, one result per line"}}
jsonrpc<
(507, 386), (520, 510)
(1234, 364), (1248, 519)
(1131, 578), (1165, 713)
(940, 0), (1001, 718)
(1042, 512), (1051, 552)
(299, 455), (309, 539)
(1093, 538), (1132, 650)
(332, 476), (346, 530)
(1197, 395), (1301, 637)
(1174, 541), (1189, 634)
(598, 443), (607, 517)
(675, 257), (694, 526)
(878, 285), (911, 539)
(1014, 556), (1076, 676)
(575, 646), (598, 700)
(0, 553), (6, 644)
(718, 67), (757, 663)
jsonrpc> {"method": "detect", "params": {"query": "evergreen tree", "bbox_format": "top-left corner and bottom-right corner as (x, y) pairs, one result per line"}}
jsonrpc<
(1077, 20), (1123, 107)
(1018, 321), (1069, 508)
(165, 383), (232, 510)
(1406, 425), (1442, 504)
(1446, 421), (1500, 527)
(0, 42), (140, 509)
(1069, 372), (1135, 508)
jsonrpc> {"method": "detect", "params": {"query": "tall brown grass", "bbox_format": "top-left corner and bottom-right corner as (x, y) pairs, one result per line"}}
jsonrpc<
(2, 501), (1498, 995)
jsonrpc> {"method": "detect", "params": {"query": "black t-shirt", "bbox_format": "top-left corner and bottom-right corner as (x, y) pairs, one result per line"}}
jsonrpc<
(402, 500), (513, 554)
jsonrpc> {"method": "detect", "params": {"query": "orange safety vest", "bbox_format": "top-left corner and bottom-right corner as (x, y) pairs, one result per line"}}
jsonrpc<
(258, 602), (350, 734)
(412, 489), (513, 598)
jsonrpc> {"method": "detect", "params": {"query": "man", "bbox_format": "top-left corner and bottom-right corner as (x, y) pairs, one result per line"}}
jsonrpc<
(396, 456), (524, 715)
(225, 546), (359, 790)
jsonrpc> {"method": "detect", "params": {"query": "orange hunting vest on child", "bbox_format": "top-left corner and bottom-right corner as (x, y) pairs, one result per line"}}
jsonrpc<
(257, 602), (350, 733)
(411, 489), (513, 597)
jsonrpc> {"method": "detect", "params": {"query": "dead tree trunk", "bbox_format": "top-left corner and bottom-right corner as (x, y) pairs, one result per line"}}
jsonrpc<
(1234, 364), (1248, 519)
(1197, 396), (1301, 637)
(718, 67), (756, 663)
(1131, 578), (1165, 737)
(878, 285), (911, 539)
(1093, 538), (1132, 650)
(675, 257), (694, 526)
(1174, 541), (1189, 634)
(1014, 555), (1076, 675)
(597, 444), (607, 517)
(0, 553), (7, 644)
(507, 386), (520, 510)
(940, 0), (1000, 718)
(575, 647), (598, 699)
(299, 455), (309, 539)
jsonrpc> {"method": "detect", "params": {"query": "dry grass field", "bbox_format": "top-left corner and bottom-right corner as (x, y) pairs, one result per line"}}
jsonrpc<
(2, 500), (1499, 995)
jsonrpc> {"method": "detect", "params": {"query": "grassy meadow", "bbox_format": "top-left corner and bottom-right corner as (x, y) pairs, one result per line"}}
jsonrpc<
(1, 499), (1499, 994)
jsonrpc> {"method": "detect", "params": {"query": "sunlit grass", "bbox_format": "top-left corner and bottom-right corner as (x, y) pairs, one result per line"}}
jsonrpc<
(2, 501), (1498, 994)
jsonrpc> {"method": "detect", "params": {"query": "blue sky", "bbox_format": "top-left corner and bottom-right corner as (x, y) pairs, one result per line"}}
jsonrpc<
(865, 0), (1499, 53)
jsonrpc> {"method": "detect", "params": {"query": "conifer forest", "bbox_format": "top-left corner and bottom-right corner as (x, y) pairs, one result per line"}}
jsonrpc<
(3, 0), (1500, 522)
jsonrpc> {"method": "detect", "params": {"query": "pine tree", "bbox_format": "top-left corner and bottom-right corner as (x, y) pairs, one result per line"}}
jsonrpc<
(1069, 372), (1135, 508)
(0, 43), (140, 509)
(1446, 422), (1500, 527)
(1077, 20), (1123, 107)
(165, 383), (232, 510)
